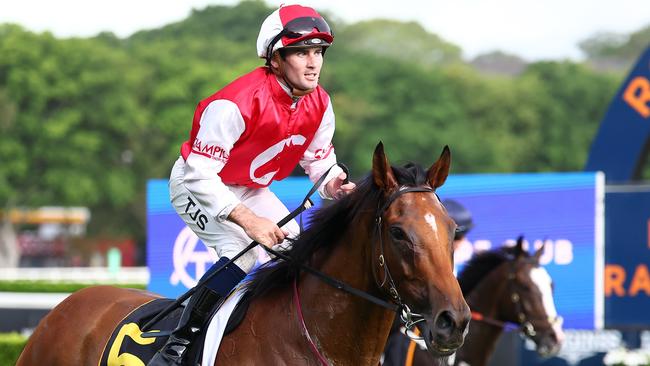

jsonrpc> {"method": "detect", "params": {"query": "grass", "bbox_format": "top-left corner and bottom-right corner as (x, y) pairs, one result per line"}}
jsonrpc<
(0, 280), (146, 293)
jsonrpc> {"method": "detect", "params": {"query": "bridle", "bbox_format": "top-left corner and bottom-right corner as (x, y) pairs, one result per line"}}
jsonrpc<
(470, 260), (563, 339)
(372, 185), (440, 339)
(267, 184), (443, 349)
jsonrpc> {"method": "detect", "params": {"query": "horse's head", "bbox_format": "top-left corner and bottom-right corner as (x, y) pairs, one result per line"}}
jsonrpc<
(502, 238), (565, 357)
(371, 142), (471, 357)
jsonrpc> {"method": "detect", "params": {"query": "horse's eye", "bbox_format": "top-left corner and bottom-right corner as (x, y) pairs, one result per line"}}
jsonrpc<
(389, 226), (408, 242)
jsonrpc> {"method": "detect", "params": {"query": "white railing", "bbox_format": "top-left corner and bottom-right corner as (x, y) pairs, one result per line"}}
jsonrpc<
(0, 266), (149, 284)
(0, 292), (71, 309)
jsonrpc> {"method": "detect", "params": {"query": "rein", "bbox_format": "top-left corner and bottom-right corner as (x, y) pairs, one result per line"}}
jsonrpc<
(264, 184), (439, 318)
(267, 184), (439, 362)
(293, 279), (330, 366)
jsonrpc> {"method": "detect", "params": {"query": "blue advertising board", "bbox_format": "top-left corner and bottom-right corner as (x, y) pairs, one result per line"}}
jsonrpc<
(603, 186), (650, 329)
(437, 172), (604, 330)
(146, 177), (323, 298)
(147, 172), (604, 329)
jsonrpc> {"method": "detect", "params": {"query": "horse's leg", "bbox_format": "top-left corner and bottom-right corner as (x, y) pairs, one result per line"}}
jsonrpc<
(17, 286), (157, 366)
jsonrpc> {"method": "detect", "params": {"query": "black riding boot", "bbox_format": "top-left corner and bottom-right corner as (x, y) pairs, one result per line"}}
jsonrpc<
(148, 257), (246, 366)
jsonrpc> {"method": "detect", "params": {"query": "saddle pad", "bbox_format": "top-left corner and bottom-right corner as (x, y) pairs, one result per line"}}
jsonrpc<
(99, 298), (183, 366)
(202, 286), (246, 366)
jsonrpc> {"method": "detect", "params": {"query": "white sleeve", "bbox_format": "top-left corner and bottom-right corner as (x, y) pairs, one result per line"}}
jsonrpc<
(183, 99), (246, 222)
(299, 100), (343, 200)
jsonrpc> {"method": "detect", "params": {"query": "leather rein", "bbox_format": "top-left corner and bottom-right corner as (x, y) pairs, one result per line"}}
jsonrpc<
(264, 184), (437, 324)
(263, 181), (440, 363)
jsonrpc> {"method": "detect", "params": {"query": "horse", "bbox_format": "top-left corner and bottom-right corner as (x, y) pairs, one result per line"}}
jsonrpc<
(17, 142), (471, 366)
(383, 237), (564, 366)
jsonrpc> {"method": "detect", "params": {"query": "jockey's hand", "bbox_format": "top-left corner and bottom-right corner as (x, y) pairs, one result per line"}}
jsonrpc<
(325, 172), (356, 200)
(228, 204), (288, 248)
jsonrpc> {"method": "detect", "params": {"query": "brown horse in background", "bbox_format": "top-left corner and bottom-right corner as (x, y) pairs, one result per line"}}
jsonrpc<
(18, 142), (470, 366)
(383, 237), (564, 366)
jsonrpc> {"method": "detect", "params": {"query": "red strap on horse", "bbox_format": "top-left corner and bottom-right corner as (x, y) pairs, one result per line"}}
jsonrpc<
(293, 279), (330, 366)
(471, 311), (519, 332)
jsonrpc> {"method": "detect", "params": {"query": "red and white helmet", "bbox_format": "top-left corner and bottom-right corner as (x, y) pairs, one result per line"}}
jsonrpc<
(256, 4), (334, 61)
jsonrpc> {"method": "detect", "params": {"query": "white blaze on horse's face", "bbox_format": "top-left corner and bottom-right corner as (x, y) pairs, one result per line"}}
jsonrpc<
(424, 213), (438, 237)
(529, 267), (558, 320)
(530, 266), (565, 344)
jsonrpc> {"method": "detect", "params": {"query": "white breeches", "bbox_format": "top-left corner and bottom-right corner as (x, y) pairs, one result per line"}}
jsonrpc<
(169, 158), (301, 273)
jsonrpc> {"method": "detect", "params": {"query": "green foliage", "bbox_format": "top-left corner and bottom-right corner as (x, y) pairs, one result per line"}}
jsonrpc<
(337, 19), (463, 67)
(0, 3), (641, 247)
(579, 25), (650, 70)
(0, 333), (27, 366)
(0, 280), (146, 292)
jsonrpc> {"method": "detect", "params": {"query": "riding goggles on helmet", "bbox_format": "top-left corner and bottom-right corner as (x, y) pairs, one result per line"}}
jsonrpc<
(266, 16), (333, 59)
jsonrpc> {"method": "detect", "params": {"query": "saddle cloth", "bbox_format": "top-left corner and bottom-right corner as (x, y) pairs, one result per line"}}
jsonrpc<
(98, 298), (183, 366)
(98, 289), (248, 366)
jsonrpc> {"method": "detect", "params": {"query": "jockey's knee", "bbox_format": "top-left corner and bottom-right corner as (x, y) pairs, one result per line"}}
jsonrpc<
(230, 248), (257, 273)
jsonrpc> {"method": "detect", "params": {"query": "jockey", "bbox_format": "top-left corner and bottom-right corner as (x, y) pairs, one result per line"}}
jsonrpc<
(149, 4), (356, 365)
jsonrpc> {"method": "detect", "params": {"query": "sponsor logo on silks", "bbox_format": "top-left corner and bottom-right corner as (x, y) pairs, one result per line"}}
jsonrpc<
(107, 323), (157, 366)
(191, 138), (229, 162)
(250, 135), (307, 185)
(184, 196), (208, 231)
(314, 143), (334, 160)
(170, 227), (218, 289)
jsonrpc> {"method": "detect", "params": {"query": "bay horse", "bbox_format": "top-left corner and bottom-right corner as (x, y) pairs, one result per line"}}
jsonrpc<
(383, 237), (564, 366)
(18, 142), (471, 366)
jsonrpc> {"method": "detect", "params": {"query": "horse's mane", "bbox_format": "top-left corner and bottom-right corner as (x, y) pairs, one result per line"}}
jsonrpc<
(457, 245), (528, 296)
(243, 162), (429, 300)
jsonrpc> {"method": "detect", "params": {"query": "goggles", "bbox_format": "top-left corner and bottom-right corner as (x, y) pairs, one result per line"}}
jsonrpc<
(266, 16), (333, 59)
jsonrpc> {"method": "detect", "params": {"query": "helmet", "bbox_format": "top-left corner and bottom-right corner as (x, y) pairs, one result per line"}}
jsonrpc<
(442, 199), (473, 239)
(256, 5), (334, 61)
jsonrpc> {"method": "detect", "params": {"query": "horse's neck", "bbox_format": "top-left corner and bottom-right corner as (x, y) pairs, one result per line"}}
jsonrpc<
(456, 268), (509, 366)
(298, 228), (394, 365)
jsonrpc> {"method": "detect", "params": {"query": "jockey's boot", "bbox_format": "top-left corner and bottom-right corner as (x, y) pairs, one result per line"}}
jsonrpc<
(148, 257), (246, 366)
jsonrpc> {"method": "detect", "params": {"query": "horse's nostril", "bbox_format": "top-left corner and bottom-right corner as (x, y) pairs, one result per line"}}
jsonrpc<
(436, 311), (454, 330)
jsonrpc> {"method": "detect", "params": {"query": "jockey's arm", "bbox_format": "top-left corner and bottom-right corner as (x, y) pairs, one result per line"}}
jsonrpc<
(299, 100), (355, 199)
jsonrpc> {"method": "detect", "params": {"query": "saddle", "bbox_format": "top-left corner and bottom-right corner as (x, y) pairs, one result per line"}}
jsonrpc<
(98, 295), (252, 366)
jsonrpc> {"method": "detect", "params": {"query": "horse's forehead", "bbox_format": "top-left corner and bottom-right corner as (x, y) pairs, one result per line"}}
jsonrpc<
(396, 188), (442, 209)
(393, 191), (451, 241)
(396, 192), (446, 222)
(529, 266), (551, 286)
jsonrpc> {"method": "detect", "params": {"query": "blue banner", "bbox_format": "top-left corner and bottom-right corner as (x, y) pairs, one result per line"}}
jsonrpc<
(147, 172), (603, 329)
(438, 172), (604, 329)
(603, 187), (650, 328)
(146, 177), (323, 298)
(585, 46), (650, 182)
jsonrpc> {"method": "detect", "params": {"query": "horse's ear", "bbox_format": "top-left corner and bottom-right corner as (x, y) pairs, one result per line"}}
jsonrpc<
(427, 145), (451, 189)
(514, 235), (526, 257)
(372, 142), (398, 192)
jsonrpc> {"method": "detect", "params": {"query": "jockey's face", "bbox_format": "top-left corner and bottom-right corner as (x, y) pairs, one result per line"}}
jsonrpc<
(273, 46), (324, 96)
